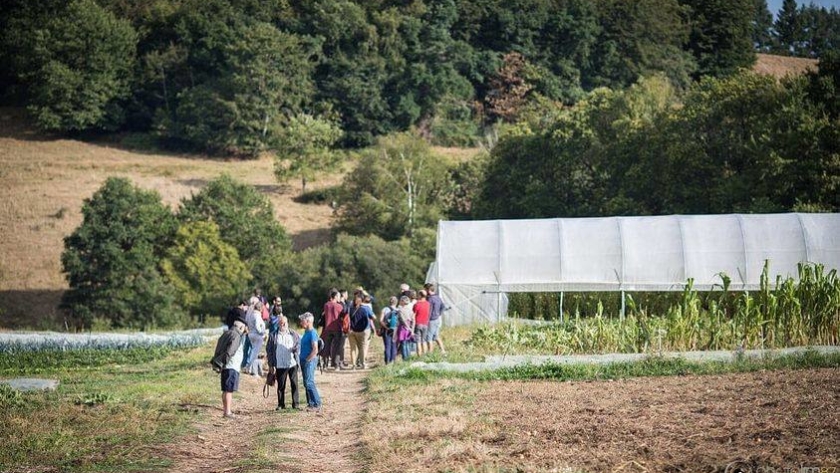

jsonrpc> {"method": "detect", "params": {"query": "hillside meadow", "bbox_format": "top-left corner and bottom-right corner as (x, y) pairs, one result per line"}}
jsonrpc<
(0, 107), (480, 329)
(0, 107), (341, 328)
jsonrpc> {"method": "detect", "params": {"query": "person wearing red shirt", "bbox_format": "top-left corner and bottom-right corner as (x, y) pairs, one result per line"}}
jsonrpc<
(412, 290), (431, 356)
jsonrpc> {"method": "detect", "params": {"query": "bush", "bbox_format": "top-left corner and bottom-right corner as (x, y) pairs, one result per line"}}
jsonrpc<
(178, 174), (291, 289)
(161, 221), (252, 322)
(272, 234), (428, 317)
(61, 177), (183, 329)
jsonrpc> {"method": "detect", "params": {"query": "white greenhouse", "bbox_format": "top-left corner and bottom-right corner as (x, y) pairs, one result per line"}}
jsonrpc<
(426, 213), (840, 326)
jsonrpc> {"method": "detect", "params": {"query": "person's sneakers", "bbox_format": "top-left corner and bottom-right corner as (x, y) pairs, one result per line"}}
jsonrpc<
(275, 406), (285, 411)
(305, 406), (322, 413)
(223, 412), (236, 419)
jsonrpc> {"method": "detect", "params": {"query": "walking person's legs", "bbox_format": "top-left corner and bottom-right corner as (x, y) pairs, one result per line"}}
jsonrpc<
(301, 359), (321, 408)
(383, 332), (393, 364)
(276, 368), (289, 408)
(289, 365), (299, 408)
(339, 333), (347, 365)
(349, 331), (360, 367)
(220, 368), (239, 418)
(428, 318), (445, 355)
(360, 329), (371, 368)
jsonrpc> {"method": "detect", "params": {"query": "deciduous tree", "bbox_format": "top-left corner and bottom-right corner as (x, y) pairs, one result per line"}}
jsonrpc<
(61, 178), (182, 329)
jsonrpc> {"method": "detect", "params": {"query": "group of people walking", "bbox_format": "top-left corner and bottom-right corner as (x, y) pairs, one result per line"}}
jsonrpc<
(319, 283), (446, 370)
(214, 283), (446, 417)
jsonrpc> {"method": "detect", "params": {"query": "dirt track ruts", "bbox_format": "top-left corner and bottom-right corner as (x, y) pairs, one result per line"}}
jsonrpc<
(165, 368), (367, 473)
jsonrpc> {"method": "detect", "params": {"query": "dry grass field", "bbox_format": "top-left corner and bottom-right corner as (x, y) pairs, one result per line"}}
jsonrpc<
(364, 368), (840, 473)
(0, 52), (815, 329)
(754, 53), (819, 78)
(0, 107), (339, 328)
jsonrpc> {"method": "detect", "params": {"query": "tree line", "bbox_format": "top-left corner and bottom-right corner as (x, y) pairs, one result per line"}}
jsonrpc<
(2, 0), (813, 154)
(62, 56), (840, 328)
(12, 0), (833, 327)
(757, 0), (840, 58)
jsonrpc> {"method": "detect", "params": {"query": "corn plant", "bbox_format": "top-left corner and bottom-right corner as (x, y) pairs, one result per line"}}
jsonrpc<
(469, 262), (840, 355)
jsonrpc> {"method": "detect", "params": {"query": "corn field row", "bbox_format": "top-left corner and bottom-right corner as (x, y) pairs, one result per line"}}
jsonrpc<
(471, 263), (840, 354)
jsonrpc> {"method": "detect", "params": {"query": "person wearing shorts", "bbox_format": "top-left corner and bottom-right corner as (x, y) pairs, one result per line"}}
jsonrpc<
(221, 320), (246, 418)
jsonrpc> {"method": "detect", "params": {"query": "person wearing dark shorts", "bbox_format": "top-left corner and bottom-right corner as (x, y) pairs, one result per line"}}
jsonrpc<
(221, 321), (246, 418)
(221, 368), (240, 393)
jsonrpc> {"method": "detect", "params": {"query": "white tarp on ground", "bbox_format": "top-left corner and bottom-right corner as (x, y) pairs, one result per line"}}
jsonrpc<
(427, 213), (840, 326)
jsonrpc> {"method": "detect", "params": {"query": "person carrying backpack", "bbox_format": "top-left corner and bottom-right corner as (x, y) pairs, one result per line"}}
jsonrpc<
(211, 313), (248, 419)
(378, 296), (399, 364)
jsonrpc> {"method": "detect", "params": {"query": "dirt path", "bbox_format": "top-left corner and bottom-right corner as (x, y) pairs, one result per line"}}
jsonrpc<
(166, 368), (368, 473)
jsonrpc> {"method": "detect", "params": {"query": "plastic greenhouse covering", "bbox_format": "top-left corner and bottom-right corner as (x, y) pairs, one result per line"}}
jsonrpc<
(426, 213), (840, 326)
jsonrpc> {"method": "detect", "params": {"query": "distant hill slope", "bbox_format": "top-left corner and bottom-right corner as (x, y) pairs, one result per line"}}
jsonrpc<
(0, 107), (337, 329)
(754, 53), (818, 78)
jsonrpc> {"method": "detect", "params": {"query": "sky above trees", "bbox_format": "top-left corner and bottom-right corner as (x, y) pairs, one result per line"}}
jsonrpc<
(768, 0), (839, 16)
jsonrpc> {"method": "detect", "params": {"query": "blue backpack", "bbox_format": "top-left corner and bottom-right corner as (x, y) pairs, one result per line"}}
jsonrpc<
(387, 307), (399, 330)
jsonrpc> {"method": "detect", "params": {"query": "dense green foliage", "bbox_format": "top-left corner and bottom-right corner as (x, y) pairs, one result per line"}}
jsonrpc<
(7, 0), (822, 149)
(62, 175), (293, 328)
(9, 0), (137, 130)
(161, 221), (252, 320)
(334, 133), (451, 240)
(178, 174), (292, 290)
(0, 346), (181, 375)
(268, 233), (428, 319)
(61, 177), (182, 329)
(771, 0), (840, 57)
(494, 263), (840, 353)
(273, 113), (343, 194)
(476, 70), (840, 218)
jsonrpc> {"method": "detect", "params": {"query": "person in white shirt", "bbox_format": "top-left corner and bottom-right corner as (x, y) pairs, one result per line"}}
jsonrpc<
(266, 315), (301, 410)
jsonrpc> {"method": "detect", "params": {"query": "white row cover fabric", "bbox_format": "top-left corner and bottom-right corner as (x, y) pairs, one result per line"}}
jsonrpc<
(427, 213), (840, 326)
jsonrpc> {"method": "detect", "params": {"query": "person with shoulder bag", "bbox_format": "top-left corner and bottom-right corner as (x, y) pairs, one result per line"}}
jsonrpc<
(266, 315), (301, 410)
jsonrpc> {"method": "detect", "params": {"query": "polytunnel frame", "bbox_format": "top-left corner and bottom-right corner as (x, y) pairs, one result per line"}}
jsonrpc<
(427, 213), (840, 326)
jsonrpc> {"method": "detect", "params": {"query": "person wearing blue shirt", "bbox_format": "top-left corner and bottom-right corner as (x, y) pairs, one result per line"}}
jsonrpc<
(348, 292), (375, 369)
(298, 312), (322, 411)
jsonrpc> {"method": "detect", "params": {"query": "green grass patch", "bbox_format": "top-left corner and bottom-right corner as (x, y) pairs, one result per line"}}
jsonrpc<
(294, 184), (342, 205)
(370, 349), (840, 386)
(0, 343), (219, 472)
(0, 346), (180, 375)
